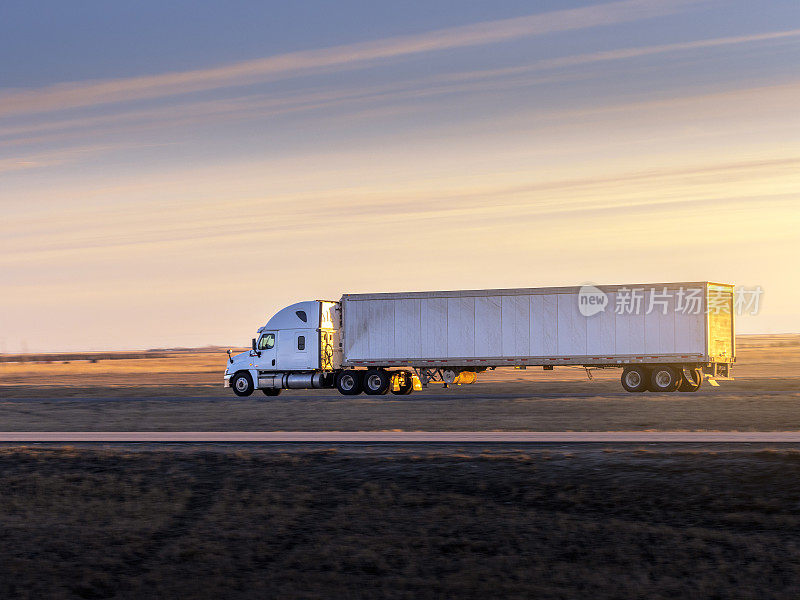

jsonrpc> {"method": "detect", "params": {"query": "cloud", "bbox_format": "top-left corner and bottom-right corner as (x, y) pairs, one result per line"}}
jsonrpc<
(434, 27), (800, 85)
(0, 144), (125, 173)
(4, 23), (799, 151)
(4, 154), (797, 258)
(533, 28), (800, 70)
(0, 70), (583, 148)
(0, 0), (696, 118)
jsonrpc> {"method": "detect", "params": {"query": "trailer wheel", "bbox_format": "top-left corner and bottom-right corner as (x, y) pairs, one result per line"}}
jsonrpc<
(649, 366), (680, 392)
(231, 372), (254, 397)
(678, 368), (703, 392)
(335, 370), (362, 395)
(621, 366), (648, 393)
(391, 371), (414, 395)
(363, 369), (390, 395)
(261, 388), (282, 397)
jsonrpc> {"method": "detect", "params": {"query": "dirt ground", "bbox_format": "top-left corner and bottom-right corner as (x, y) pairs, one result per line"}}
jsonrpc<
(2, 445), (800, 600)
(0, 335), (799, 431)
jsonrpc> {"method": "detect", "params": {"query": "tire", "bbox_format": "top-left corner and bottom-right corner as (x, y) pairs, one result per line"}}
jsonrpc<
(231, 371), (254, 397)
(363, 369), (391, 395)
(391, 372), (414, 395)
(262, 388), (282, 397)
(335, 370), (362, 395)
(649, 366), (680, 392)
(621, 366), (649, 393)
(678, 368), (703, 392)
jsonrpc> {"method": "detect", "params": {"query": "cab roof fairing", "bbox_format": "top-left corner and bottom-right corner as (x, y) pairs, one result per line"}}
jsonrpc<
(261, 300), (322, 331)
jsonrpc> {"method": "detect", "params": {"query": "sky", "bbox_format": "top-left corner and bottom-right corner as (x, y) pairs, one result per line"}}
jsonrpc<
(1, 0), (799, 352)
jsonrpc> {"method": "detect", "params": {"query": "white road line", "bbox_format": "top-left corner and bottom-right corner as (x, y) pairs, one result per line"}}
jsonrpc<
(4, 431), (800, 442)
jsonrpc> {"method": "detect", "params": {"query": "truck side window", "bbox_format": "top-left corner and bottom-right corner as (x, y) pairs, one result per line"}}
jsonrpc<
(258, 333), (275, 350)
(297, 335), (305, 351)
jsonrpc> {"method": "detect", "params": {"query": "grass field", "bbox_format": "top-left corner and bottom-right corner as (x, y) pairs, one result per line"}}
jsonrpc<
(1, 335), (799, 431)
(2, 334), (799, 392)
(3, 339), (800, 598)
(2, 445), (800, 599)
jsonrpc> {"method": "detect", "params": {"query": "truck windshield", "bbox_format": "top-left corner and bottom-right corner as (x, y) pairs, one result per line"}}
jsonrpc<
(258, 333), (275, 350)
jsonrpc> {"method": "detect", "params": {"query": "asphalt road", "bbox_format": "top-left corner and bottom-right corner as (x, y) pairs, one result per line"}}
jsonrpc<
(5, 431), (800, 442)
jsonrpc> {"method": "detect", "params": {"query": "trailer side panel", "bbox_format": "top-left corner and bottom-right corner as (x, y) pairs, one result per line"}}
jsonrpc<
(342, 283), (716, 367)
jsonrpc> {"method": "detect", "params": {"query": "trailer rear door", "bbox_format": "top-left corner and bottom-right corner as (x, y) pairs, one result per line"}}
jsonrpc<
(706, 283), (734, 362)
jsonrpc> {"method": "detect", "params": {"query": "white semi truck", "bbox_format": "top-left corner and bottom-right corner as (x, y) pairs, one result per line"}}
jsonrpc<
(224, 282), (735, 396)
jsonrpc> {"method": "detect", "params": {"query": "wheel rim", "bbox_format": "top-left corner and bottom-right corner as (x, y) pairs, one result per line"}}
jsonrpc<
(655, 370), (672, 388)
(367, 374), (382, 390)
(340, 374), (355, 391)
(625, 371), (641, 388)
(235, 378), (248, 392)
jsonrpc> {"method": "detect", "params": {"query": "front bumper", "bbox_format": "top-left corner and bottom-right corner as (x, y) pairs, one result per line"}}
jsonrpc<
(223, 374), (231, 388)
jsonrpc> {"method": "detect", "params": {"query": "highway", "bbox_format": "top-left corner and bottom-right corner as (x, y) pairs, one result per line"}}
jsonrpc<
(5, 431), (800, 442)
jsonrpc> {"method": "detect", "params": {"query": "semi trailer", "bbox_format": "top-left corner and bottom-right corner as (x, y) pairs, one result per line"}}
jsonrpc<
(224, 282), (735, 396)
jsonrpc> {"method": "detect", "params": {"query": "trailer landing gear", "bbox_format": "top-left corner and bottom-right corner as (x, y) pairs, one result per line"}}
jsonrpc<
(391, 371), (414, 395)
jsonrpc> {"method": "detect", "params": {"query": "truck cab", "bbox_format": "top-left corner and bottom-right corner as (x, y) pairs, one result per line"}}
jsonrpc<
(224, 300), (340, 396)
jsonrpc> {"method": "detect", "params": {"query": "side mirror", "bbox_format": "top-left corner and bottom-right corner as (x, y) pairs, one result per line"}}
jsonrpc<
(252, 338), (257, 351)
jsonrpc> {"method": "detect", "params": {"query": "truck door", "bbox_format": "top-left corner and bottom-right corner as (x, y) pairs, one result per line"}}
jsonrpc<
(255, 331), (278, 371)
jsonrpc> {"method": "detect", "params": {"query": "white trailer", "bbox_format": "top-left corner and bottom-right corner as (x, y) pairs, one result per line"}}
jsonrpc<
(224, 282), (734, 396)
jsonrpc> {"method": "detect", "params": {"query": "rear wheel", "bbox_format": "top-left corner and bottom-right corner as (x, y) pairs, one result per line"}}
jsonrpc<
(335, 370), (362, 395)
(363, 369), (391, 395)
(231, 372), (254, 397)
(649, 366), (680, 392)
(678, 368), (703, 392)
(261, 388), (282, 396)
(391, 371), (414, 395)
(621, 366), (649, 393)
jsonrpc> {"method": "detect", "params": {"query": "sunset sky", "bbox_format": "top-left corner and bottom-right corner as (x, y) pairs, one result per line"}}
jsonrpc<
(2, 0), (799, 352)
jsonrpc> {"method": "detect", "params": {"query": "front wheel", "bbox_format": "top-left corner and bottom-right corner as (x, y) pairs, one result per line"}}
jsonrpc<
(231, 372), (254, 397)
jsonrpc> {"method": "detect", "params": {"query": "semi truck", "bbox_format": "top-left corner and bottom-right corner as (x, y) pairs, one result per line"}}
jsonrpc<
(224, 282), (735, 396)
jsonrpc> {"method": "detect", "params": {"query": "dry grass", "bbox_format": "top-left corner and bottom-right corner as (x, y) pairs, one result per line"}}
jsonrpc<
(3, 335), (799, 391)
(0, 350), (236, 388)
(1, 336), (800, 432)
(2, 446), (800, 599)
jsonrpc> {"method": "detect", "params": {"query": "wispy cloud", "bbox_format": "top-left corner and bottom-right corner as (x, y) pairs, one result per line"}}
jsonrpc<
(0, 144), (131, 174)
(5, 154), (797, 257)
(534, 28), (800, 69)
(440, 27), (800, 81)
(4, 24), (799, 152)
(0, 71), (585, 149)
(0, 0), (696, 118)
